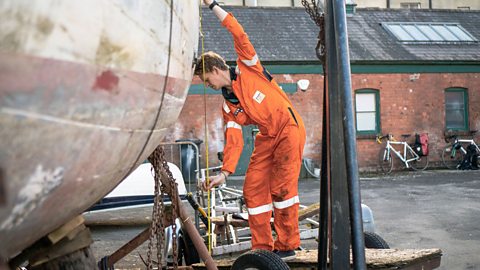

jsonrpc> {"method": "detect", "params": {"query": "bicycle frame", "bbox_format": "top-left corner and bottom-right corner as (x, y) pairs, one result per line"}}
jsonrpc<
(384, 140), (420, 168)
(451, 138), (480, 156)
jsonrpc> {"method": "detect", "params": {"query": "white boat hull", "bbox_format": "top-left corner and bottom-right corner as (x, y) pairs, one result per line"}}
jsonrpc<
(0, 0), (199, 259)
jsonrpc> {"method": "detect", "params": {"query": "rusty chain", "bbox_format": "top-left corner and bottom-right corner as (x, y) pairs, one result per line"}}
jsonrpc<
(301, 0), (326, 67)
(146, 146), (180, 269)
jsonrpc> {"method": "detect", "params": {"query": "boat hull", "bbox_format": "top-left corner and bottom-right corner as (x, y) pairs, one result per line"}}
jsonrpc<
(0, 0), (199, 259)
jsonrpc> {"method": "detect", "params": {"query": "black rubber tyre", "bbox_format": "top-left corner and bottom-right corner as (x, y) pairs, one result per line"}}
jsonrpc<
(379, 148), (393, 174)
(231, 249), (290, 270)
(364, 231), (390, 249)
(178, 229), (200, 265)
(410, 153), (429, 171)
(442, 145), (464, 169)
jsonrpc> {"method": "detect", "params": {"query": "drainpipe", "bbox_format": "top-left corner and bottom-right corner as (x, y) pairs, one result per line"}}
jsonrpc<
(429, 0), (432, 9)
(386, 0), (390, 8)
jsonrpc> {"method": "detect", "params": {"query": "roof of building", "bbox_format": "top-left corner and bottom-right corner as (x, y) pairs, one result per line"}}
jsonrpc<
(199, 6), (480, 63)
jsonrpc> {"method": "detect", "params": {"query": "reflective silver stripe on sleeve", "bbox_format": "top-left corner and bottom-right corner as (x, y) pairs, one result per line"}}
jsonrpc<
(273, 195), (300, 209)
(248, 203), (273, 215)
(235, 65), (241, 75)
(223, 101), (231, 113)
(226, 121), (241, 129)
(241, 54), (258, 67)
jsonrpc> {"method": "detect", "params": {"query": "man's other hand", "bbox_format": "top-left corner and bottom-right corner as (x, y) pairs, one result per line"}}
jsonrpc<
(202, 173), (226, 191)
(203, 0), (214, 6)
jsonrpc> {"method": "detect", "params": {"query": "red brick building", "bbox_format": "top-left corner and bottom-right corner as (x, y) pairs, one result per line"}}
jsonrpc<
(165, 7), (480, 173)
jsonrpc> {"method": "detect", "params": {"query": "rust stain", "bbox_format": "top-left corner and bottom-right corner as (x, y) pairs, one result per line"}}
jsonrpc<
(36, 16), (54, 35)
(95, 35), (133, 69)
(93, 70), (119, 92)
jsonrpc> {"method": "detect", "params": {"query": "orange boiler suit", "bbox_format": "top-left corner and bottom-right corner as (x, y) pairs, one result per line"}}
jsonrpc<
(220, 13), (306, 251)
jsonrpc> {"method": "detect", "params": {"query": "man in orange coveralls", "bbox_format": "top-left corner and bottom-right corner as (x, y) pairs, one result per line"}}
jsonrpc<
(196, 0), (306, 261)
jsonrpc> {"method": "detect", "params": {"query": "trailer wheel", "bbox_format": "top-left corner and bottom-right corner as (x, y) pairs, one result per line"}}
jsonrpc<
(364, 231), (390, 249)
(231, 249), (289, 270)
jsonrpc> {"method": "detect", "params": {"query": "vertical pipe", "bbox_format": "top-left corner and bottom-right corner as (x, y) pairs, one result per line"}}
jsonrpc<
(318, 67), (329, 270)
(332, 0), (366, 269)
(159, 169), (218, 270)
(326, 0), (351, 269)
(386, 0), (390, 8)
(429, 0), (432, 9)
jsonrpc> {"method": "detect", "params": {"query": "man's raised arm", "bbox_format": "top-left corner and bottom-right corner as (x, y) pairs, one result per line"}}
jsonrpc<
(203, 0), (228, 22)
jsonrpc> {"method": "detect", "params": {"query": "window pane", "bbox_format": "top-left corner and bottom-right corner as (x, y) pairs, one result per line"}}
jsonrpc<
(356, 93), (375, 112)
(445, 110), (465, 129)
(445, 91), (466, 129)
(388, 25), (414, 41)
(431, 25), (459, 41)
(403, 25), (428, 41)
(356, 112), (376, 131)
(445, 91), (464, 106)
(417, 25), (443, 41)
(446, 25), (474, 41)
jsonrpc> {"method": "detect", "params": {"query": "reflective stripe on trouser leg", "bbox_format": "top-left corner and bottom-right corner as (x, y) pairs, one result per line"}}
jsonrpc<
(244, 134), (275, 250)
(271, 123), (305, 251)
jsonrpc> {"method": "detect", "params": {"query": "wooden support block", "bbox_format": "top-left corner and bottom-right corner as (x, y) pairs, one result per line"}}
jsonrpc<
(47, 215), (85, 245)
(66, 224), (86, 241)
(191, 248), (443, 270)
(30, 227), (93, 267)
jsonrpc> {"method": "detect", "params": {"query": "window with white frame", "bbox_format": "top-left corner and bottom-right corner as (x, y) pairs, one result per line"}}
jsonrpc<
(382, 22), (477, 44)
(445, 88), (469, 131)
(355, 89), (380, 134)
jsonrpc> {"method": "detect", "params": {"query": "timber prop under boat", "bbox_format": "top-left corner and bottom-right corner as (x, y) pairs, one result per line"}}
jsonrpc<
(0, 0), (199, 260)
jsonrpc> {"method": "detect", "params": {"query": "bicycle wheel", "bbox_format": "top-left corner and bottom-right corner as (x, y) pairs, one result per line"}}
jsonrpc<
(442, 145), (463, 169)
(410, 155), (429, 171)
(379, 148), (393, 174)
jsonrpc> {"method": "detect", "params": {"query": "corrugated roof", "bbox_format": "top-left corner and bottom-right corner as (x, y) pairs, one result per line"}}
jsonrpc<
(199, 6), (480, 63)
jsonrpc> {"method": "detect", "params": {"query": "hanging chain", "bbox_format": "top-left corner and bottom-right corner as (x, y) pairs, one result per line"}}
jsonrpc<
(146, 146), (180, 269)
(301, 0), (326, 68)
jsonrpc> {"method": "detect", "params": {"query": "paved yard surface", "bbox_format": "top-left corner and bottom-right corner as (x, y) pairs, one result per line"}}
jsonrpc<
(360, 170), (480, 270)
(90, 169), (480, 269)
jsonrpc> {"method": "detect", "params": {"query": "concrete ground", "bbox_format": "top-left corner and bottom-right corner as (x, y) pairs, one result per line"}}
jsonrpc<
(89, 169), (480, 269)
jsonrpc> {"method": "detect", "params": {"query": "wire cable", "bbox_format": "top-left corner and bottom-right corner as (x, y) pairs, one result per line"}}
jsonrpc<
(198, 1), (212, 254)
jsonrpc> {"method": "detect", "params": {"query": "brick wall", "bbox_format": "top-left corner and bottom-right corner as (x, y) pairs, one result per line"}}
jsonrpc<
(165, 72), (480, 172)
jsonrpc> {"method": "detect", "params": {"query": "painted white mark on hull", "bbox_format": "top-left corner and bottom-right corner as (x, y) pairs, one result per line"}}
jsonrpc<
(0, 165), (64, 231)
(1, 107), (167, 133)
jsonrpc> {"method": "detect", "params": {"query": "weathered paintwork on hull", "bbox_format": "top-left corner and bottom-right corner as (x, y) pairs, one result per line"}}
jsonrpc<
(0, 0), (199, 259)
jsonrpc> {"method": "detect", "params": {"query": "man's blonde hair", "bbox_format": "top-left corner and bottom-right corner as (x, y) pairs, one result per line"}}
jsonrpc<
(194, 51), (229, 76)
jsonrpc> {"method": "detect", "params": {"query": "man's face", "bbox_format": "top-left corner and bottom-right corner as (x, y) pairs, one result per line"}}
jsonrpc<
(201, 68), (222, 90)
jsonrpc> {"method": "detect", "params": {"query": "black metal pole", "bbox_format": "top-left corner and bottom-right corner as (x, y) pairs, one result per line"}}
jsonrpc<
(325, 0), (351, 269)
(331, 0), (366, 269)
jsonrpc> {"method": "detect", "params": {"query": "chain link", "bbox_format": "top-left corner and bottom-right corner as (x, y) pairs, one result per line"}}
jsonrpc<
(301, 0), (326, 67)
(146, 146), (180, 269)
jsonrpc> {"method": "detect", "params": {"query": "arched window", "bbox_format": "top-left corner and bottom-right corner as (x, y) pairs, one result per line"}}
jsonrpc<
(355, 89), (380, 135)
(445, 88), (468, 131)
